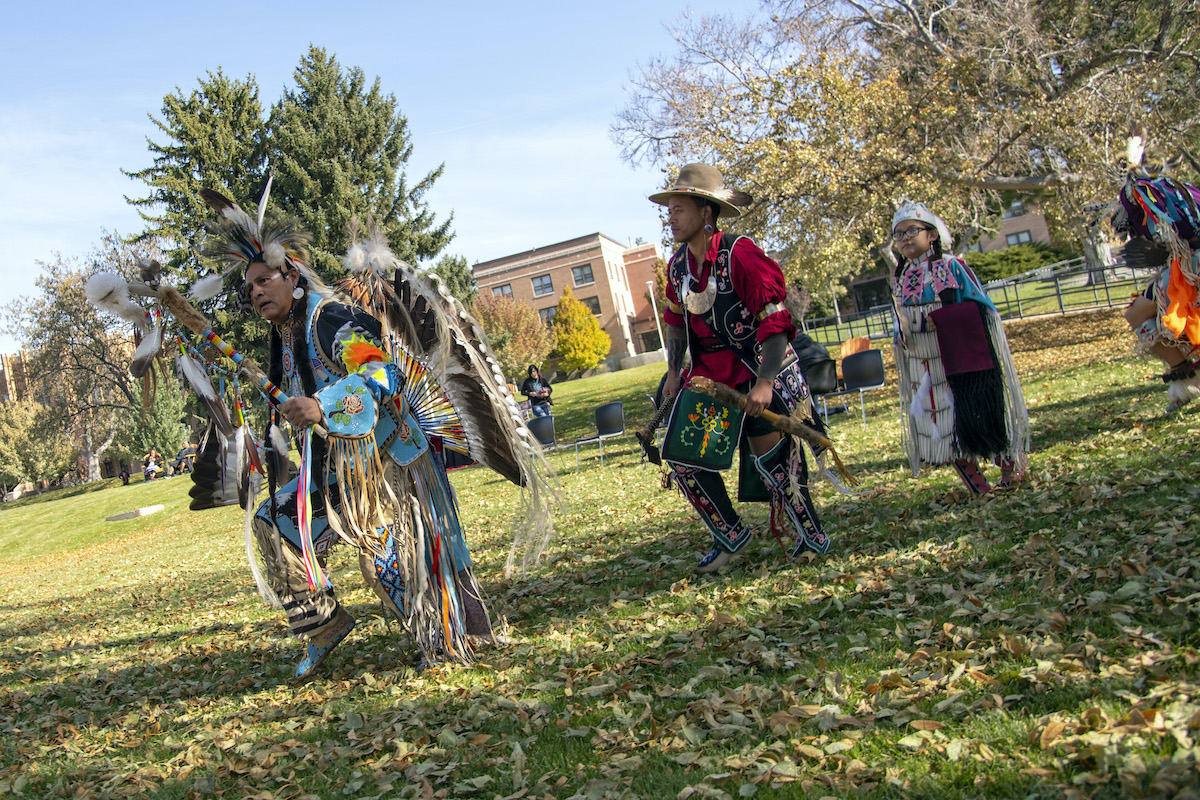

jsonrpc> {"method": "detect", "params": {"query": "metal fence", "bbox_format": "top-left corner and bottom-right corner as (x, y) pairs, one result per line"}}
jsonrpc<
(802, 256), (1157, 347)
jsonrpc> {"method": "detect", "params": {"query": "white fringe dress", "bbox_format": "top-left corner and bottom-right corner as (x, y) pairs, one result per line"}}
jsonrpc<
(892, 253), (1029, 476)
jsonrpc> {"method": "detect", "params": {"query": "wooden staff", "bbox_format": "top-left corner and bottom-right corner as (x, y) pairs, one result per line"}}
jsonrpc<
(688, 376), (857, 484)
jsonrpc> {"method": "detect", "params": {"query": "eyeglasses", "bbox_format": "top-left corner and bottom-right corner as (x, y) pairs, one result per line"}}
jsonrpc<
(892, 226), (934, 242)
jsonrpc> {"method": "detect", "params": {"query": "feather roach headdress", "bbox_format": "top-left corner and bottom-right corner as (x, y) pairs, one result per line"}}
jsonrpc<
(198, 174), (311, 282)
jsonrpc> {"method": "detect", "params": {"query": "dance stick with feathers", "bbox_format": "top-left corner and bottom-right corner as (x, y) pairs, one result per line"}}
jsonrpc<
(86, 271), (325, 436)
(155, 285), (328, 437)
(687, 376), (858, 484)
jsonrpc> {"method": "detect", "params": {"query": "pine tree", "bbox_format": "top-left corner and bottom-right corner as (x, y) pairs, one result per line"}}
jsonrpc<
(121, 361), (189, 466)
(123, 70), (268, 276)
(426, 254), (477, 306)
(552, 287), (611, 375)
(269, 46), (453, 277)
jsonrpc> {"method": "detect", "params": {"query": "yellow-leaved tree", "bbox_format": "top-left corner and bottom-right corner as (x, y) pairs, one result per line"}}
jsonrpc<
(551, 287), (611, 375)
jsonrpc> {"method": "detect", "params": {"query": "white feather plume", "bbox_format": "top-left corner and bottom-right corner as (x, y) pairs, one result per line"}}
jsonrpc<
(85, 272), (151, 330)
(1126, 136), (1145, 167)
(189, 273), (224, 302)
(343, 243), (367, 274)
(130, 325), (162, 379)
(256, 171), (274, 231)
(263, 241), (286, 268)
(269, 424), (290, 456)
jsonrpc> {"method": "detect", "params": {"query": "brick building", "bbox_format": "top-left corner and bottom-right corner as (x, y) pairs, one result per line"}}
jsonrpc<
(473, 234), (664, 365)
(0, 352), (30, 404)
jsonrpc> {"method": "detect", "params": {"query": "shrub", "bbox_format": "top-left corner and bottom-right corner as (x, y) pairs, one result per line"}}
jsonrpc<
(964, 242), (1078, 283)
(552, 287), (612, 375)
(469, 294), (554, 384)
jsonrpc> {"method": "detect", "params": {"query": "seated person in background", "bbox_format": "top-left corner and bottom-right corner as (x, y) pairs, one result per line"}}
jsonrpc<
(171, 443), (197, 474)
(143, 449), (162, 480)
(520, 365), (553, 418)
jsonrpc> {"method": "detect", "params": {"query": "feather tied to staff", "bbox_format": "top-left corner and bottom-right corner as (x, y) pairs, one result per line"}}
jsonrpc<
(687, 376), (858, 485)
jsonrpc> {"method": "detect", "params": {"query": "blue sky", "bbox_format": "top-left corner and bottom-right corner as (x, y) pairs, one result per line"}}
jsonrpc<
(0, 0), (756, 353)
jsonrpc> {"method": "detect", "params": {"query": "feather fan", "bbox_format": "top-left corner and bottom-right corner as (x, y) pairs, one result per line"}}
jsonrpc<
(1122, 237), (1169, 271)
(188, 422), (242, 510)
(333, 224), (558, 575)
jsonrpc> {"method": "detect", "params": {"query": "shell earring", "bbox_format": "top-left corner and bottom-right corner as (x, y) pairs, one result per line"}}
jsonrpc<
(292, 285), (304, 300)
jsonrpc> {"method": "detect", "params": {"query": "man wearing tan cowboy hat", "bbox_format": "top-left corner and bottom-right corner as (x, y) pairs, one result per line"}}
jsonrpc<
(651, 163), (831, 573)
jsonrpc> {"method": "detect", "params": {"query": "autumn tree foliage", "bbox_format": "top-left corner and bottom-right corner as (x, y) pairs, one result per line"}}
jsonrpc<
(0, 401), (76, 487)
(4, 235), (159, 481)
(552, 287), (612, 375)
(615, 0), (1199, 298)
(469, 294), (554, 384)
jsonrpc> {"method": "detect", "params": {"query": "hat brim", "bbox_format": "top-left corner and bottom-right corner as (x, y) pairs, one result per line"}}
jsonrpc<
(649, 188), (745, 219)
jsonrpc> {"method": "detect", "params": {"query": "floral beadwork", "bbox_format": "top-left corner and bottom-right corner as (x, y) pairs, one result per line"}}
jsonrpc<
(330, 385), (368, 426)
(683, 400), (735, 459)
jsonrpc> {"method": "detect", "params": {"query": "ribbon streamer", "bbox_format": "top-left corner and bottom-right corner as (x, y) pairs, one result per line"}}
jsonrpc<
(295, 427), (331, 590)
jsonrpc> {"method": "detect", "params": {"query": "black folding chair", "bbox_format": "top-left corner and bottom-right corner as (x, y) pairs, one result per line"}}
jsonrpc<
(823, 350), (887, 425)
(574, 401), (625, 468)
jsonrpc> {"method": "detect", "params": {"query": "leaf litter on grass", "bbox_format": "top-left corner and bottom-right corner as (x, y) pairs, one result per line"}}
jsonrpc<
(1, 309), (1199, 799)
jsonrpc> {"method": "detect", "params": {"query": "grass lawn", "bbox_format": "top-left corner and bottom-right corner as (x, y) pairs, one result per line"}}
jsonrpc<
(2, 308), (1198, 799)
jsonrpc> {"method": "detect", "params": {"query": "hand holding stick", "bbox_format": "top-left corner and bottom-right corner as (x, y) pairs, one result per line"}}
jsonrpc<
(688, 376), (857, 485)
(158, 285), (327, 436)
(635, 394), (674, 465)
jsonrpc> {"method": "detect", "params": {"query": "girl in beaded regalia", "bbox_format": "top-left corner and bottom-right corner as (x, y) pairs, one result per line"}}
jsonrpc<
(890, 202), (1030, 495)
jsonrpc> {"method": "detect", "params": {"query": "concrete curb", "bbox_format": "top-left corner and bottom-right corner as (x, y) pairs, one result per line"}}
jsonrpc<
(105, 504), (165, 522)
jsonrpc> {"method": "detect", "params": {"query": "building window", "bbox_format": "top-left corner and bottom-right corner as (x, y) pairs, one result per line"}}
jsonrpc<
(572, 264), (594, 286)
(1002, 200), (1026, 219)
(1005, 230), (1032, 247)
(492, 284), (512, 298)
(532, 275), (554, 297)
(538, 307), (557, 325)
(581, 296), (601, 315)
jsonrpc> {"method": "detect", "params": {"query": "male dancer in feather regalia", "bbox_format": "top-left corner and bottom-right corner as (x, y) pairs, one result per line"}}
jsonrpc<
(196, 188), (550, 680)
